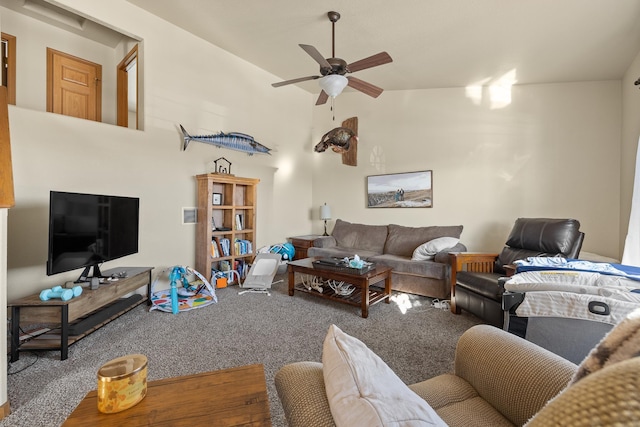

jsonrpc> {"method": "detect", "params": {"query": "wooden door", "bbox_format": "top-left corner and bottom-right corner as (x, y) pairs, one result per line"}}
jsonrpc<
(47, 48), (101, 121)
(0, 86), (14, 208)
(117, 45), (138, 129)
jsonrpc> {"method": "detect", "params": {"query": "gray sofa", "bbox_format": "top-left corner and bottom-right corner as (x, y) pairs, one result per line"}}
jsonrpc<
(307, 219), (466, 299)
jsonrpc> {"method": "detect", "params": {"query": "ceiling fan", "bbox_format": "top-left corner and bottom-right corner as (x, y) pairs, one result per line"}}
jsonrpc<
(271, 11), (393, 106)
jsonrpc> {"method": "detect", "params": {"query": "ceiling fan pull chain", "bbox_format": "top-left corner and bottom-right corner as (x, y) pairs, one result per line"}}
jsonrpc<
(331, 97), (336, 121)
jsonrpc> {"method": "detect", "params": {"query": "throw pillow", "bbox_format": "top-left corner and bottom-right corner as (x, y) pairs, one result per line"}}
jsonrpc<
(322, 324), (447, 427)
(412, 237), (460, 261)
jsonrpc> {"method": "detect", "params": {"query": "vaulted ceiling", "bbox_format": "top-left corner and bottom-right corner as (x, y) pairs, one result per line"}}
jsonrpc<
(129, 1), (640, 96)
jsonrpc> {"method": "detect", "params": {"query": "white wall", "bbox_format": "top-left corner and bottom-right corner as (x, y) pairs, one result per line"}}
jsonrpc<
(311, 81), (622, 257)
(0, 6), (122, 124)
(6, 0), (314, 302)
(620, 51), (640, 255)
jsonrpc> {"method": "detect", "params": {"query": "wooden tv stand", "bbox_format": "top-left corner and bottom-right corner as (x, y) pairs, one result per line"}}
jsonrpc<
(9, 267), (153, 361)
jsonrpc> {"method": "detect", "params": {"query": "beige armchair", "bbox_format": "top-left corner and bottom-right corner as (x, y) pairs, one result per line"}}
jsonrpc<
(275, 322), (640, 426)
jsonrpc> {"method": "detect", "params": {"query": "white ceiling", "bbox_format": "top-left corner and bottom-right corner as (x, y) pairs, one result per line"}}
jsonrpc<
(127, 0), (640, 95)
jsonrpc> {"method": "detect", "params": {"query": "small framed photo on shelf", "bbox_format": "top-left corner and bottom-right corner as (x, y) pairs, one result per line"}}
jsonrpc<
(235, 214), (243, 230)
(212, 193), (222, 205)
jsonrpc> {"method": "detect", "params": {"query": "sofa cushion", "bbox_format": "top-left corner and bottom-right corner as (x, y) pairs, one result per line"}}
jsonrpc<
(412, 237), (460, 261)
(331, 219), (388, 253)
(384, 224), (463, 257)
(504, 218), (581, 255)
(369, 254), (448, 279)
(308, 246), (382, 261)
(455, 271), (503, 300)
(410, 375), (514, 427)
(322, 324), (447, 427)
(496, 247), (550, 274)
(434, 242), (467, 263)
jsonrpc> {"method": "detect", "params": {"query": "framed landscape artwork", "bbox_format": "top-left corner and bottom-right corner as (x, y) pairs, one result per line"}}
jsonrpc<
(366, 170), (433, 208)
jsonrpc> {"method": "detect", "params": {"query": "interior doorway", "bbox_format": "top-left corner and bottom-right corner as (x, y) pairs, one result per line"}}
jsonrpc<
(1, 33), (16, 105)
(117, 45), (138, 129)
(46, 48), (102, 122)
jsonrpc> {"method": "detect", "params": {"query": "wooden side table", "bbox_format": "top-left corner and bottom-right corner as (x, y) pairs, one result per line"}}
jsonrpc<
(63, 364), (271, 426)
(288, 235), (321, 260)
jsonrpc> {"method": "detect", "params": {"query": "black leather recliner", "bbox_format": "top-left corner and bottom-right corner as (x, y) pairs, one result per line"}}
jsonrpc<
(449, 218), (584, 327)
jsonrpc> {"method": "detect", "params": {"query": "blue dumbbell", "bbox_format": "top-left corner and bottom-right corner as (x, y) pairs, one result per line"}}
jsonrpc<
(39, 285), (82, 302)
(68, 285), (83, 298)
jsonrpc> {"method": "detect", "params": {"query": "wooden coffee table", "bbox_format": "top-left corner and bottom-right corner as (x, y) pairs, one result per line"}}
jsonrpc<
(63, 364), (271, 426)
(288, 257), (392, 318)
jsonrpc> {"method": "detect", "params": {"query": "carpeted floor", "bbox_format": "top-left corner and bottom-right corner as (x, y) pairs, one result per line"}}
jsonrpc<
(2, 275), (481, 426)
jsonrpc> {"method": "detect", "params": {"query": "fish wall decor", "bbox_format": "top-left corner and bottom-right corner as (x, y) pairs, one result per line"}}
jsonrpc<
(180, 125), (271, 155)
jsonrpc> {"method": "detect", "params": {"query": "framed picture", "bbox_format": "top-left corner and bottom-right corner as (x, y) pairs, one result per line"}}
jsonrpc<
(366, 170), (433, 208)
(212, 193), (222, 205)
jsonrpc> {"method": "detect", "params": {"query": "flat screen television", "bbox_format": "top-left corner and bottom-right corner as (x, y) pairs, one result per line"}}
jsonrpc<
(47, 191), (140, 282)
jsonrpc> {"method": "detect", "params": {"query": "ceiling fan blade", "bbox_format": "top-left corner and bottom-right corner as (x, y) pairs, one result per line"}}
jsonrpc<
(272, 75), (320, 88)
(347, 76), (384, 98)
(299, 44), (332, 70)
(347, 52), (393, 73)
(315, 91), (329, 105)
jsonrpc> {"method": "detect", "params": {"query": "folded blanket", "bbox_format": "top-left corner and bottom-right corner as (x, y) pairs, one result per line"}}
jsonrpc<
(514, 257), (640, 281)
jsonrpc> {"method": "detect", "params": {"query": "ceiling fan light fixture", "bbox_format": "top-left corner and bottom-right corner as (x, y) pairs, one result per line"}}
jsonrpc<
(319, 74), (348, 98)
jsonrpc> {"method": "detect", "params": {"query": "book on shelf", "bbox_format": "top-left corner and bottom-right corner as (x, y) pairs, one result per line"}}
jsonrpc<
(211, 239), (219, 258)
(212, 237), (223, 258)
(235, 214), (243, 230)
(233, 259), (249, 280)
(234, 238), (252, 255)
(218, 238), (231, 257)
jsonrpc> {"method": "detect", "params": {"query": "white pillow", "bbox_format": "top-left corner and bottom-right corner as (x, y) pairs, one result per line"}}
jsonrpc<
(412, 237), (460, 261)
(322, 324), (447, 427)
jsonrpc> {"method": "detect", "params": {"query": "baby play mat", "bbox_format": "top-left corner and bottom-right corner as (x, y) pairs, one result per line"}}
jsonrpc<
(150, 266), (217, 313)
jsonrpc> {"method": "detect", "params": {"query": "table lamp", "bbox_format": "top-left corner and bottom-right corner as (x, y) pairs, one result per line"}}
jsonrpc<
(320, 203), (332, 236)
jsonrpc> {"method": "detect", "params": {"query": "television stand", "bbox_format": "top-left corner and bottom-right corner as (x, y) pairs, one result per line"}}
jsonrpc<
(76, 263), (104, 283)
(9, 266), (153, 361)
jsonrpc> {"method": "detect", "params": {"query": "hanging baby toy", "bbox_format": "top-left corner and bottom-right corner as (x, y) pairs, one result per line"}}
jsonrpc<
(169, 266), (189, 314)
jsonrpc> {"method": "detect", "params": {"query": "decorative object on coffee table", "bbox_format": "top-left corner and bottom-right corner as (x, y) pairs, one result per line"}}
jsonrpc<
(320, 203), (331, 236)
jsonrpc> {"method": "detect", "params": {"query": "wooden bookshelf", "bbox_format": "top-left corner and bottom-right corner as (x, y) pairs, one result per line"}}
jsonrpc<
(195, 174), (259, 283)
